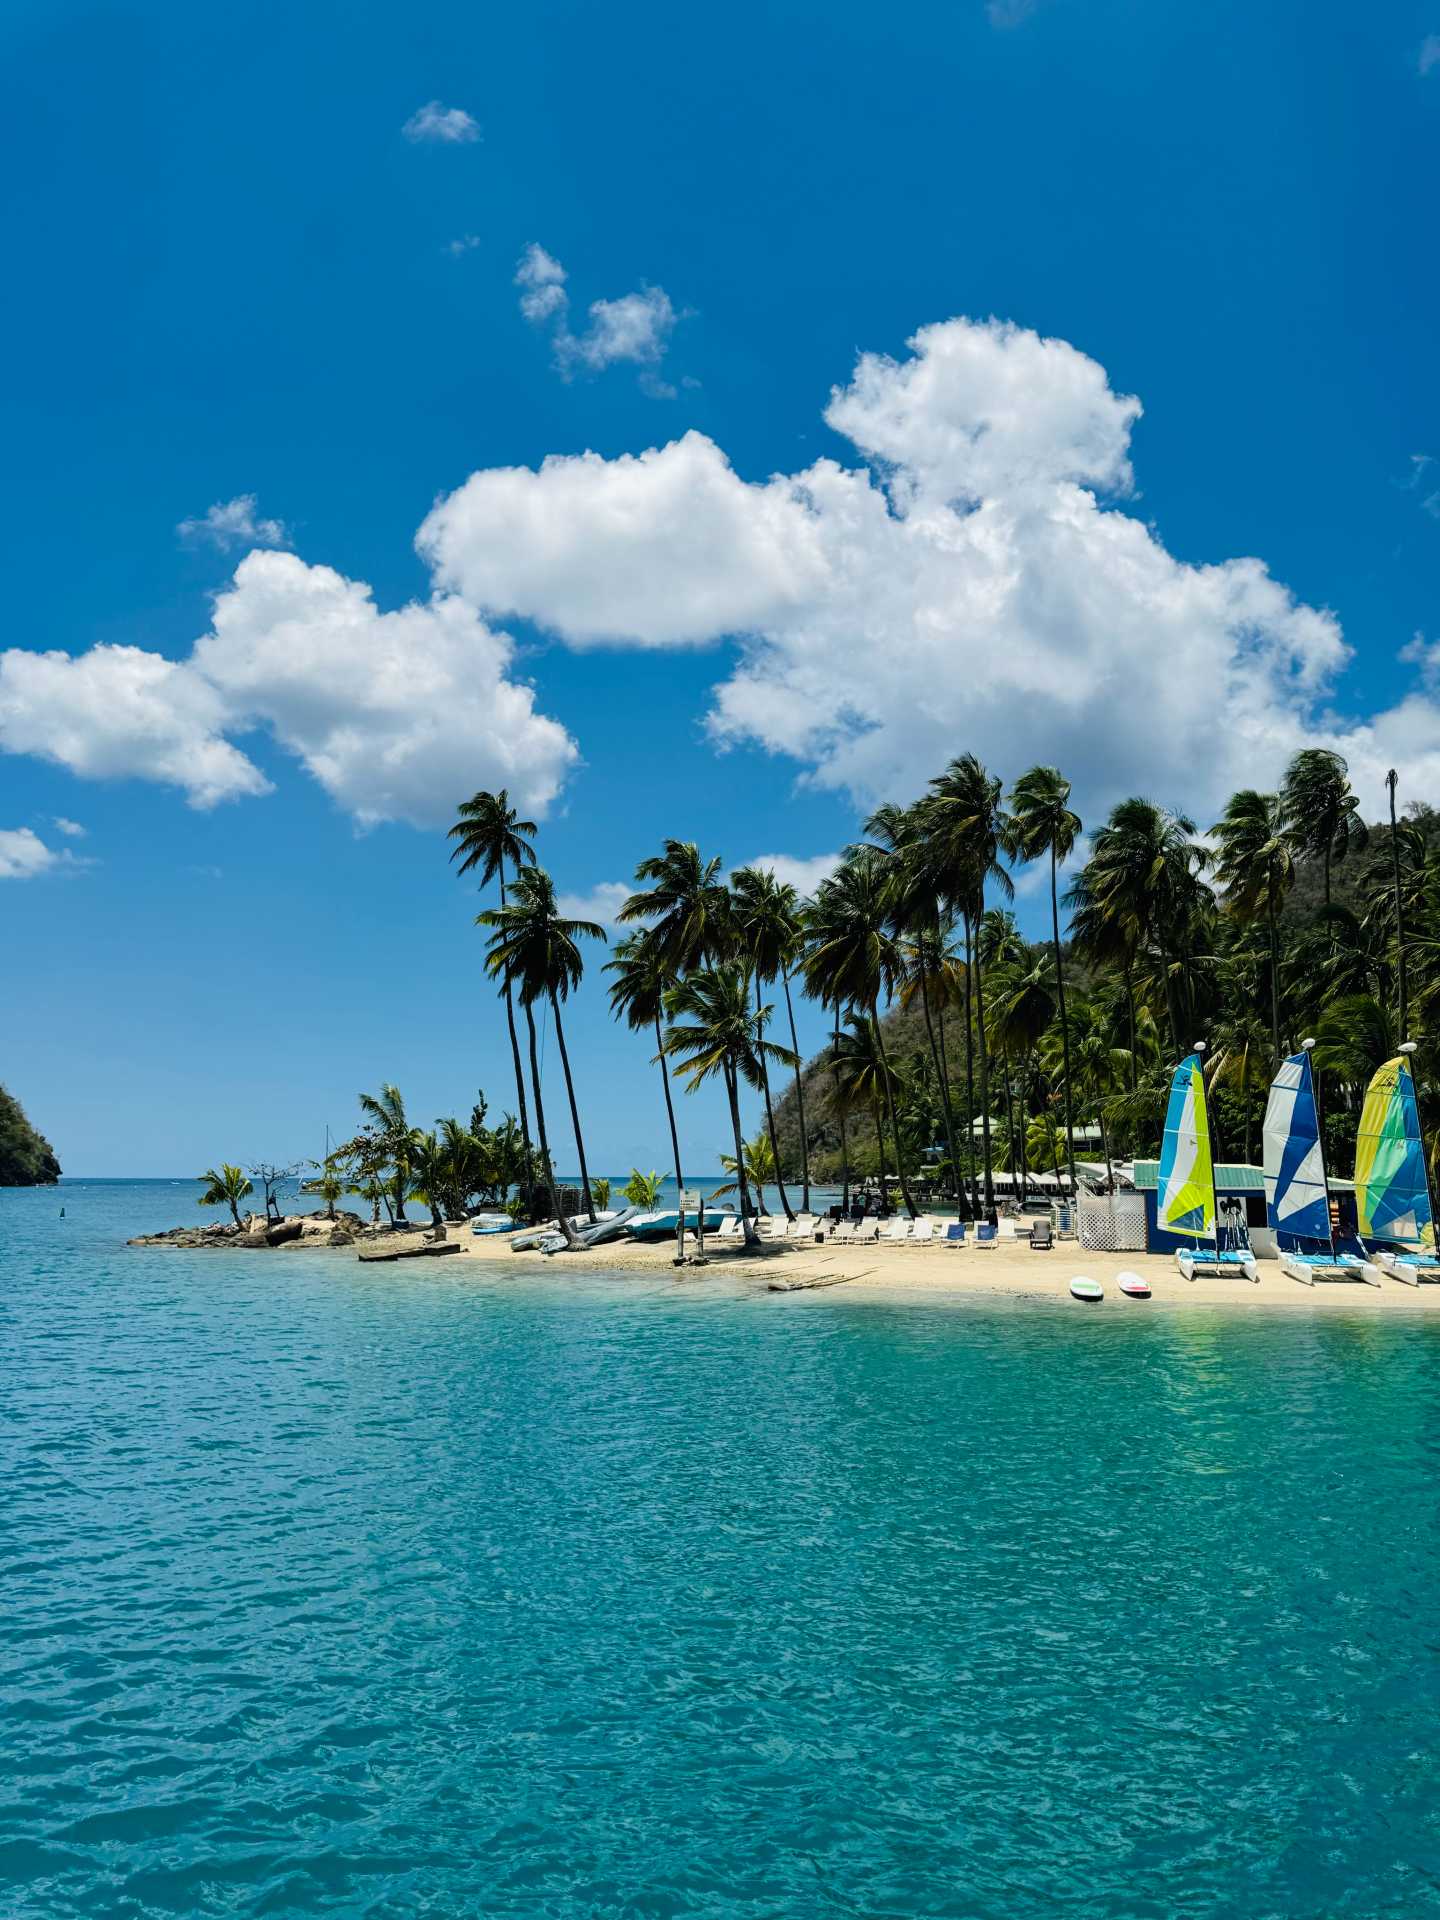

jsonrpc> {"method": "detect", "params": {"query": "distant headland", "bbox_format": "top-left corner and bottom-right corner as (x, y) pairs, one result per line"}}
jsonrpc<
(0, 1085), (61, 1186)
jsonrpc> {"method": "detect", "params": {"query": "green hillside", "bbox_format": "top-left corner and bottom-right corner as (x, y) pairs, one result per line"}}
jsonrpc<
(0, 1084), (62, 1186)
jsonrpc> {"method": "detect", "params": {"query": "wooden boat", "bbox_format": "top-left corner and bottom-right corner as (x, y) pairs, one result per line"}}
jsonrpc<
(1069, 1276), (1104, 1303)
(1116, 1271), (1150, 1298)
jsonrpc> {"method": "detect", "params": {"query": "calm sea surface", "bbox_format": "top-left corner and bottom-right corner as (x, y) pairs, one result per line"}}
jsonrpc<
(5, 1180), (1440, 1918)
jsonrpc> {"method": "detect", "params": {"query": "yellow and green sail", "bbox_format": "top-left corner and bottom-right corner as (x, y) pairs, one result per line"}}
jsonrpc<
(1355, 1056), (1433, 1245)
(1157, 1052), (1216, 1239)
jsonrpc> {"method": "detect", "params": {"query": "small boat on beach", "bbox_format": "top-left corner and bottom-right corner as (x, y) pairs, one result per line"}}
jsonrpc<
(1070, 1276), (1104, 1303)
(1159, 1047), (1260, 1282)
(1117, 1271), (1150, 1298)
(1264, 1042), (1376, 1285)
(625, 1207), (729, 1242)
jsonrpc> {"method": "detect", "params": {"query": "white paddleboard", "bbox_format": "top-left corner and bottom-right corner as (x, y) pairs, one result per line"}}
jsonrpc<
(1070, 1276), (1104, 1303)
(1117, 1271), (1150, 1298)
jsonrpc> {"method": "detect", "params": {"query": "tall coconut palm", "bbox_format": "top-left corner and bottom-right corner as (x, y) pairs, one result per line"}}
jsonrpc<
(1211, 790), (1293, 1068)
(480, 866), (607, 1230)
(618, 840), (731, 975)
(1280, 748), (1367, 912)
(1008, 765), (1082, 1192)
(358, 1082), (414, 1222)
(448, 790), (538, 1182)
(662, 966), (798, 1247)
(605, 931), (685, 1211)
(1043, 998), (1129, 1186)
(989, 950), (1058, 1206)
(914, 756), (1014, 1212)
(730, 866), (808, 1218)
(828, 1013), (902, 1197)
(803, 851), (919, 1217)
(1206, 1010), (1272, 1168)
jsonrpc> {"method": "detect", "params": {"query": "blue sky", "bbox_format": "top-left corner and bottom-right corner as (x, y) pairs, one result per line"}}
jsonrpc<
(2, 0), (1437, 1177)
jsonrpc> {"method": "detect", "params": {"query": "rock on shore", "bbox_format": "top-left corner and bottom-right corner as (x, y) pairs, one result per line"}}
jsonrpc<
(129, 1210), (368, 1250)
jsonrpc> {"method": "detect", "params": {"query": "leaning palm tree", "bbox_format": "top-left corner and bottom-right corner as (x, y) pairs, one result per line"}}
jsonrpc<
(1008, 765), (1082, 1191)
(197, 1163), (253, 1227)
(662, 966), (798, 1247)
(358, 1083), (413, 1222)
(448, 790), (538, 1182)
(729, 866), (803, 1219)
(480, 866), (607, 1232)
(913, 755), (1014, 1211)
(407, 1130), (452, 1241)
(1280, 748), (1367, 913)
(1211, 790), (1293, 1068)
(803, 850), (919, 1216)
(618, 840), (731, 975)
(605, 931), (686, 1212)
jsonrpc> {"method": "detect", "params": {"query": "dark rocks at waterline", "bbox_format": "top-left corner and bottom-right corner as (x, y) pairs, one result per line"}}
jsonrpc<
(129, 1211), (368, 1251)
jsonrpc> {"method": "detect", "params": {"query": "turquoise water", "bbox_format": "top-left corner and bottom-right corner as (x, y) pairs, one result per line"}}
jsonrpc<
(6, 1181), (1440, 1918)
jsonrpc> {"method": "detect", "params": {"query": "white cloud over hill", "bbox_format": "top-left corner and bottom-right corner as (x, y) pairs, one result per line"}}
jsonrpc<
(418, 315), (1429, 819)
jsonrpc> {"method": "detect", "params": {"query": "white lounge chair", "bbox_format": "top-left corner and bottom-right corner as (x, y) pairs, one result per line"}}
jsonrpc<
(854, 1219), (880, 1245)
(909, 1219), (936, 1247)
(715, 1216), (741, 1240)
(788, 1215), (817, 1242)
(832, 1219), (857, 1245)
(880, 1218), (910, 1244)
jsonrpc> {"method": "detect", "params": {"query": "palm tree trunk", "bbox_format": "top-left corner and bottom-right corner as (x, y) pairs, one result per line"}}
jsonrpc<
(1389, 772), (1409, 1039)
(654, 1012), (685, 1197)
(549, 993), (596, 1222)
(1124, 958), (1138, 1090)
(972, 907), (996, 1214)
(725, 1059), (761, 1246)
(1099, 1108), (1114, 1190)
(919, 956), (962, 1213)
(1001, 1054), (1023, 1204)
(1050, 846), (1077, 1195)
(524, 998), (576, 1245)
(1267, 893), (1280, 1066)
(781, 965), (811, 1213)
(934, 995), (968, 1220)
(754, 973), (794, 1218)
(831, 999), (851, 1214)
(498, 866), (536, 1206)
(873, 1103), (887, 1200)
(962, 915), (981, 1215)
(871, 1001), (918, 1217)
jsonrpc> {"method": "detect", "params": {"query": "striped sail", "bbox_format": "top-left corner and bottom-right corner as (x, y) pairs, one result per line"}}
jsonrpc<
(1263, 1051), (1331, 1245)
(1355, 1056), (1433, 1245)
(1157, 1053), (1215, 1239)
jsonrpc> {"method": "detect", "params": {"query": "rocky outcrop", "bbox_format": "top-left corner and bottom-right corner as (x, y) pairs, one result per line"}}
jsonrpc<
(129, 1210), (368, 1250)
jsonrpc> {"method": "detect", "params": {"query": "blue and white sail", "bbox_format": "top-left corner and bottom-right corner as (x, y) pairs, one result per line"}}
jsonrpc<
(1263, 1050), (1332, 1246)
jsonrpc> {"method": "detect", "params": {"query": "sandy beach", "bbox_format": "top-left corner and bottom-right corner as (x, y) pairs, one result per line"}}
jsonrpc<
(416, 1225), (1440, 1311)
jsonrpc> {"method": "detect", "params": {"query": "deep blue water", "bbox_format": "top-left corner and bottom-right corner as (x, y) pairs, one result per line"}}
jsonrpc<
(5, 1180), (1440, 1918)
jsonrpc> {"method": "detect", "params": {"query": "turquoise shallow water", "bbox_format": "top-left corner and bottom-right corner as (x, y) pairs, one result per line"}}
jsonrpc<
(6, 1182), (1440, 1918)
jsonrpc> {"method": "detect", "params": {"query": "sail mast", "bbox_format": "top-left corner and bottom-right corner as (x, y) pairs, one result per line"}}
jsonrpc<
(1300, 1037), (1334, 1256)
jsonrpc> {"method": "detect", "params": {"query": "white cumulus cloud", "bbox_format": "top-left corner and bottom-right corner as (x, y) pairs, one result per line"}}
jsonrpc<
(412, 314), (1433, 821)
(51, 816), (86, 837)
(0, 553), (577, 826)
(0, 827), (74, 881)
(402, 100), (480, 143)
(554, 880), (631, 927)
(516, 244), (681, 391)
(178, 494), (290, 551)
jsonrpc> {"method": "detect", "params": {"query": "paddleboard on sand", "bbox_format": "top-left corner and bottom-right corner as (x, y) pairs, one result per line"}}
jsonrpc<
(1069, 1276), (1104, 1303)
(1117, 1271), (1151, 1298)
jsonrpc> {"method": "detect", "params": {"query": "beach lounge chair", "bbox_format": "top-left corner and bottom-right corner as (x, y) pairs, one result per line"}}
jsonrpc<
(832, 1219), (857, 1245)
(942, 1222), (967, 1249)
(1029, 1218), (1053, 1250)
(881, 1218), (911, 1244)
(715, 1216), (740, 1240)
(909, 1219), (935, 1247)
(996, 1217), (1018, 1243)
(789, 1214), (817, 1242)
(974, 1224), (997, 1250)
(854, 1219), (880, 1245)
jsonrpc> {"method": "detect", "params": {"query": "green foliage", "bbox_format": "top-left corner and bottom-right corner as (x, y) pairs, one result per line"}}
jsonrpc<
(624, 1168), (664, 1208)
(592, 1176), (611, 1210)
(196, 1162), (252, 1223)
(0, 1084), (60, 1186)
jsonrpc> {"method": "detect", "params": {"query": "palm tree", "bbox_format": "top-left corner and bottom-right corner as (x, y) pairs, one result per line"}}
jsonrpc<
(1045, 998), (1129, 1186)
(618, 840), (731, 975)
(803, 851), (919, 1216)
(480, 866), (607, 1231)
(719, 1129), (777, 1214)
(623, 1168), (665, 1208)
(1280, 749), (1367, 912)
(730, 866), (803, 1219)
(1206, 1010), (1272, 1167)
(827, 1012), (903, 1200)
(1211, 790), (1293, 1067)
(1009, 765), (1082, 1192)
(605, 931), (686, 1212)
(358, 1083), (414, 1222)
(914, 756), (1014, 1212)
(662, 966), (798, 1247)
(408, 1130), (452, 1241)
(197, 1163), (253, 1227)
(448, 790), (538, 1186)
(989, 950), (1058, 1206)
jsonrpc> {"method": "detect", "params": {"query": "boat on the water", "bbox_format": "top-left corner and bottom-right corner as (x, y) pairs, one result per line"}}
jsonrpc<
(1117, 1271), (1150, 1298)
(1159, 1046), (1259, 1282)
(1355, 1045), (1439, 1282)
(1070, 1276), (1104, 1303)
(1264, 1042), (1373, 1284)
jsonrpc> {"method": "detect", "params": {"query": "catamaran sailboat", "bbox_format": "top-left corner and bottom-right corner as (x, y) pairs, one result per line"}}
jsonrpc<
(1356, 1044), (1439, 1283)
(1159, 1046), (1259, 1281)
(1263, 1040), (1373, 1285)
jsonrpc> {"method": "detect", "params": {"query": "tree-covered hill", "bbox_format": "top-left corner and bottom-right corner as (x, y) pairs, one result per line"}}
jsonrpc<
(0, 1085), (61, 1185)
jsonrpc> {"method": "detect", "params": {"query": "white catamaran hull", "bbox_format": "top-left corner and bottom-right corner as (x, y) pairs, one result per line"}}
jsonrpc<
(1176, 1249), (1259, 1283)
(1281, 1252), (1376, 1286)
(1368, 1250), (1440, 1285)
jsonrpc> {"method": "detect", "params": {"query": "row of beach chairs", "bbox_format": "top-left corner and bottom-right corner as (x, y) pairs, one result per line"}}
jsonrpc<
(706, 1213), (1056, 1250)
